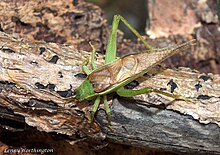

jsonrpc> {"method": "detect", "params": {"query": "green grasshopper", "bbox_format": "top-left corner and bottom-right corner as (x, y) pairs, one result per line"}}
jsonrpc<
(74, 15), (196, 125)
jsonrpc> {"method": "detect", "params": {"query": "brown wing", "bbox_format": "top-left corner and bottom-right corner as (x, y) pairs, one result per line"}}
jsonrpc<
(87, 48), (179, 93)
(88, 55), (138, 92)
(88, 39), (196, 93)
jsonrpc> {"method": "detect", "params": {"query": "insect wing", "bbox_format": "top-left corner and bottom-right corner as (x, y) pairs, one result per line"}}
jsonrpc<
(88, 59), (122, 92)
(88, 55), (140, 92)
(88, 39), (196, 93)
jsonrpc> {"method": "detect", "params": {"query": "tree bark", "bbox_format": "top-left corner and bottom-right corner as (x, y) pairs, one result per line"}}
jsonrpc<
(0, 0), (220, 155)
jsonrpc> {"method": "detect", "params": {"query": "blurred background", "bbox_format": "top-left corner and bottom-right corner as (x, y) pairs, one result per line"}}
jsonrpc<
(86, 0), (148, 38)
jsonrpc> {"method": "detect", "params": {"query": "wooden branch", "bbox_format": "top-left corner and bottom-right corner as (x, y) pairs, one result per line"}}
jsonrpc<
(0, 0), (220, 154)
(0, 30), (220, 154)
(98, 98), (220, 155)
(0, 31), (102, 137)
(96, 68), (220, 154)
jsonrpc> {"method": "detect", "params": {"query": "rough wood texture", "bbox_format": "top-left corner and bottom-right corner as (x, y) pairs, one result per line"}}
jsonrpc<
(0, 0), (219, 155)
(0, 31), (102, 137)
(98, 98), (220, 155)
(134, 67), (220, 126)
(0, 0), (109, 52)
(0, 31), (220, 154)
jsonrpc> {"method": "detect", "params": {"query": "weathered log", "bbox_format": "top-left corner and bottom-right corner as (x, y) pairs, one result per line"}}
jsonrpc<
(0, 31), (102, 137)
(0, 0), (220, 155)
(0, 30), (220, 154)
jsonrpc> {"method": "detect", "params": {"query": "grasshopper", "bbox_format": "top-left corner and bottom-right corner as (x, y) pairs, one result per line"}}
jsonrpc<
(74, 15), (196, 125)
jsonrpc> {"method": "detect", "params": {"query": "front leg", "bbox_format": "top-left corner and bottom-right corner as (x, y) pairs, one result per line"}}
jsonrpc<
(89, 42), (98, 70)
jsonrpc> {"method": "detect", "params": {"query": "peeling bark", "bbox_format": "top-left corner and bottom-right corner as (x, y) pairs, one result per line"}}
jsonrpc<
(0, 0), (220, 155)
(0, 30), (220, 154)
(0, 31), (102, 138)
